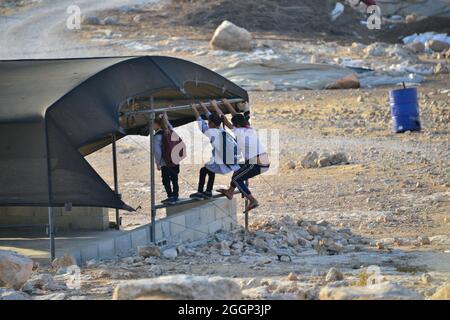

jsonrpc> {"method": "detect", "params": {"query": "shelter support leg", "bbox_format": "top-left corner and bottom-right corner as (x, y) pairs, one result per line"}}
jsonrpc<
(244, 180), (249, 231)
(112, 134), (120, 230)
(48, 207), (55, 261)
(149, 108), (156, 243)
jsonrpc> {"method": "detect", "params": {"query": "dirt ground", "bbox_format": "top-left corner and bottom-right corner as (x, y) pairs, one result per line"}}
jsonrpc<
(1, 0), (449, 300)
(94, 0), (450, 43)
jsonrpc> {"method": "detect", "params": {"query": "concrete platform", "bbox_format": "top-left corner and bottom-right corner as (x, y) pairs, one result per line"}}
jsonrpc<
(0, 197), (238, 265)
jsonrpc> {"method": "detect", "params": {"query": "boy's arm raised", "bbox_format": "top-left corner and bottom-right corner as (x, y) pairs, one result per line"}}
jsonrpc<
(222, 98), (237, 116)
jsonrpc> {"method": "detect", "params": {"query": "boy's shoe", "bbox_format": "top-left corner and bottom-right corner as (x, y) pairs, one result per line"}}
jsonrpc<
(202, 191), (213, 199)
(168, 196), (178, 205)
(161, 198), (171, 204)
(189, 192), (204, 200)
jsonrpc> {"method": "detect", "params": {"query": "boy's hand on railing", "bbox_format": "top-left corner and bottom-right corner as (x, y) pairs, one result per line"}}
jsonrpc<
(211, 99), (223, 115)
(191, 103), (200, 118)
(199, 101), (209, 114)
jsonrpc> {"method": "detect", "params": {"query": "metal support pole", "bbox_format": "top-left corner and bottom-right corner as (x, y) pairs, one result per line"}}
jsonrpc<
(244, 180), (249, 231)
(48, 207), (55, 261)
(149, 96), (156, 243)
(45, 120), (56, 262)
(112, 133), (120, 230)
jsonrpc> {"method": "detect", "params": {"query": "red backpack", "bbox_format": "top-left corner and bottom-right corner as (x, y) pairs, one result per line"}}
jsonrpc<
(162, 129), (186, 167)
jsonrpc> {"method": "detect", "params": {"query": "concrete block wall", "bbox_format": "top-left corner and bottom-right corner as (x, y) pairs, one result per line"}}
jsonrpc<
(69, 197), (238, 264)
(0, 206), (109, 231)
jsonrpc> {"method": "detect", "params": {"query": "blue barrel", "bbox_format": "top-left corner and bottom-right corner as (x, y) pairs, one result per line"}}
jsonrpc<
(389, 87), (421, 133)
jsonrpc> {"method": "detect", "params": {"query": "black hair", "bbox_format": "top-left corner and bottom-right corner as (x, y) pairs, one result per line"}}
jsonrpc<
(208, 113), (222, 127)
(231, 113), (249, 128)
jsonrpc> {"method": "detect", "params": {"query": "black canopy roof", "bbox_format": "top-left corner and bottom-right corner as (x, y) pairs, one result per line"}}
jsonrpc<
(0, 56), (248, 211)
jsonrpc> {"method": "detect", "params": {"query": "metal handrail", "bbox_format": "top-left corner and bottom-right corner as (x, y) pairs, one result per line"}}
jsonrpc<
(121, 98), (246, 117)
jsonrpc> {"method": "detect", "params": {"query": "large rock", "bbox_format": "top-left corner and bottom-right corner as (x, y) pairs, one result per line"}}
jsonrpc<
(210, 21), (253, 52)
(426, 40), (450, 52)
(52, 254), (77, 269)
(82, 15), (101, 25)
(162, 248), (178, 260)
(300, 151), (319, 169)
(113, 275), (242, 300)
(0, 288), (31, 300)
(430, 283), (450, 300)
(22, 273), (58, 293)
(326, 73), (360, 89)
(364, 43), (386, 57)
(0, 250), (33, 289)
(320, 282), (423, 300)
(406, 41), (425, 54)
(137, 245), (161, 258)
(325, 268), (344, 283)
(434, 63), (449, 75)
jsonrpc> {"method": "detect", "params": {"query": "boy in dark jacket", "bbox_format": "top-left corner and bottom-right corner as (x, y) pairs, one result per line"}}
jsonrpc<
(154, 113), (179, 205)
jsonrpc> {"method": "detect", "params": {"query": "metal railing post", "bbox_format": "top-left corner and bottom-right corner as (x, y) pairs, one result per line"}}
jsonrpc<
(149, 96), (156, 243)
(112, 133), (120, 230)
(48, 207), (55, 261)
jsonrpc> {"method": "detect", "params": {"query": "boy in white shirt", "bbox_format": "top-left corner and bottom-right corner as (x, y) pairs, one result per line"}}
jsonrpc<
(213, 99), (270, 213)
(190, 102), (239, 200)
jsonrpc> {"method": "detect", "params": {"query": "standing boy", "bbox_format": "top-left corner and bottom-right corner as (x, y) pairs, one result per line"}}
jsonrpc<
(154, 112), (180, 205)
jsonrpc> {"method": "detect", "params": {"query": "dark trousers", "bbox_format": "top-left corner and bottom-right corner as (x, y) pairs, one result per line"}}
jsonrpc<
(161, 165), (179, 198)
(198, 167), (215, 193)
(231, 164), (269, 197)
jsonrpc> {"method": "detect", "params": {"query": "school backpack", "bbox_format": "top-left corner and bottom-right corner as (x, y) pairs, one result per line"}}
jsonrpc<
(162, 129), (186, 167)
(220, 131), (239, 168)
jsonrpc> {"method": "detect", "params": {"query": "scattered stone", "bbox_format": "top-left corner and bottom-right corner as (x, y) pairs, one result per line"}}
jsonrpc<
(326, 73), (360, 90)
(52, 254), (77, 269)
(426, 40), (450, 53)
(421, 273), (433, 285)
(82, 15), (101, 25)
(287, 272), (298, 281)
(0, 288), (31, 300)
(376, 242), (385, 250)
(113, 275), (242, 300)
(300, 151), (319, 168)
(430, 283), (450, 300)
(138, 245), (161, 258)
(68, 295), (89, 300)
(405, 14), (417, 24)
(364, 43), (386, 57)
(33, 293), (66, 300)
(287, 160), (296, 170)
(325, 268), (344, 283)
(162, 248), (178, 260)
(434, 63), (449, 75)
(417, 236), (431, 246)
(149, 265), (163, 277)
(133, 15), (142, 23)
(0, 250), (33, 289)
(317, 152), (349, 168)
(22, 273), (58, 293)
(85, 259), (97, 268)
(210, 20), (253, 52)
(320, 282), (423, 300)
(103, 16), (120, 26)
(406, 41), (425, 54)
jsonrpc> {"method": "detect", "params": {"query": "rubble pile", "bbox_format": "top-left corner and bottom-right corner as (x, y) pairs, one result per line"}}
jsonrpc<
(196, 216), (368, 261)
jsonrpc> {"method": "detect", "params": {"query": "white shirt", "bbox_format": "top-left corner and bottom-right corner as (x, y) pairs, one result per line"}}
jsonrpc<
(197, 114), (239, 174)
(233, 127), (266, 161)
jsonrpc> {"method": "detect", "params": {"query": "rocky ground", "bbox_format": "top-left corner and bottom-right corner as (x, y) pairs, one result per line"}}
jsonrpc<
(1, 0), (449, 300)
